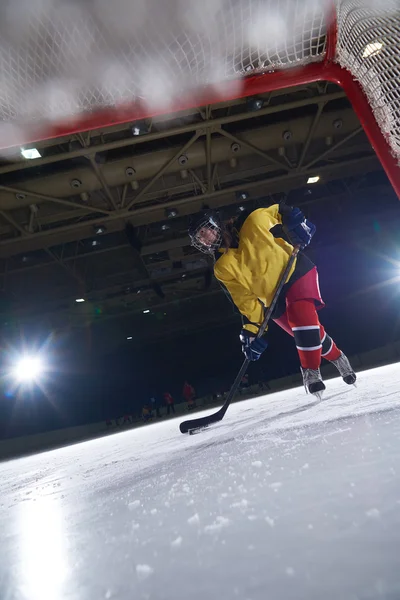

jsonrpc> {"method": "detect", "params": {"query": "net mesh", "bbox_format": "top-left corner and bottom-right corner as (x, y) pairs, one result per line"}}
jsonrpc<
(336, 0), (400, 161)
(0, 0), (327, 125)
(0, 0), (399, 162)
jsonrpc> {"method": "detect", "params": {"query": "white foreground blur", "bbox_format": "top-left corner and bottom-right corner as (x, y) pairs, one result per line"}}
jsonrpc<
(1, 363), (400, 600)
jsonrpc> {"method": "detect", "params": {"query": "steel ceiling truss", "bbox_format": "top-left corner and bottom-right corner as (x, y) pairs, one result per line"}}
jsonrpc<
(0, 82), (386, 336)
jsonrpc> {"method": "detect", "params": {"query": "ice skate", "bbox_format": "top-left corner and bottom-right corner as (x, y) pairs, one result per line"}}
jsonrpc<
(301, 367), (325, 400)
(330, 352), (357, 386)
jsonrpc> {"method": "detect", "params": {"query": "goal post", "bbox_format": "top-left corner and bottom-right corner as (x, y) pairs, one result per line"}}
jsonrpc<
(0, 0), (399, 196)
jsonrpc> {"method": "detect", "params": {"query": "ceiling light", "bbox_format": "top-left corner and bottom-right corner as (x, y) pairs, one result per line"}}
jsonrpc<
(238, 205), (246, 212)
(127, 336), (133, 340)
(161, 224), (170, 231)
(94, 225), (106, 235)
(80, 192), (89, 202)
(166, 208), (178, 219)
(131, 120), (149, 136)
(236, 191), (249, 201)
(362, 42), (383, 59)
(130, 180), (139, 191)
(21, 148), (41, 159)
(143, 309), (150, 314)
(75, 298), (85, 303)
(307, 176), (320, 184)
(91, 240), (100, 247)
(247, 98), (263, 112)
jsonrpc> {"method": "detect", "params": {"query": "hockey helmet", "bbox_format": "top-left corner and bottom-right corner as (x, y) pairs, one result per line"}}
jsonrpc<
(188, 210), (223, 255)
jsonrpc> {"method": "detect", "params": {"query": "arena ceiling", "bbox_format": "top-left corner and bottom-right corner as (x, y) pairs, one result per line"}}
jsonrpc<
(0, 81), (392, 353)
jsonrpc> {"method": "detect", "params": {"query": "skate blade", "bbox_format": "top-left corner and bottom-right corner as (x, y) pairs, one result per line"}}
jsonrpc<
(312, 391), (324, 401)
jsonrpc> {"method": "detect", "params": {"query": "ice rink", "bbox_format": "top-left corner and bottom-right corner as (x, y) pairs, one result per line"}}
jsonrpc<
(1, 363), (400, 600)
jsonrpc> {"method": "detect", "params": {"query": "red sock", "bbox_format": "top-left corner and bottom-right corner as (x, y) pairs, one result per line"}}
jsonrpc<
(320, 326), (341, 361)
(286, 299), (322, 370)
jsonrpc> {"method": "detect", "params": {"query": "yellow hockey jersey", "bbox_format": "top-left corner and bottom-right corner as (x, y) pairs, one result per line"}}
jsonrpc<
(214, 205), (296, 335)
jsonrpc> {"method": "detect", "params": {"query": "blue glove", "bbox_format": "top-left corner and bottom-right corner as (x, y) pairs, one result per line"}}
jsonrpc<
(240, 330), (268, 361)
(282, 207), (316, 248)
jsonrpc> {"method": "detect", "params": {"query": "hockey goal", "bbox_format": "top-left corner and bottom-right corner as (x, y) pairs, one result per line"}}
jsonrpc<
(0, 0), (399, 195)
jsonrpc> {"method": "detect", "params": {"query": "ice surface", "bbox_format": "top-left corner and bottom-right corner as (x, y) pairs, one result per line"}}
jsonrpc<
(1, 363), (400, 600)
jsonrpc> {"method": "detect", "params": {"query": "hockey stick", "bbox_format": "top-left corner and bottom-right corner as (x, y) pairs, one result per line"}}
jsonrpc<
(179, 245), (300, 434)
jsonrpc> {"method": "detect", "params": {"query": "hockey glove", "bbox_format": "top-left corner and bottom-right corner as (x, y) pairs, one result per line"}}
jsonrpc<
(282, 207), (316, 249)
(240, 329), (268, 361)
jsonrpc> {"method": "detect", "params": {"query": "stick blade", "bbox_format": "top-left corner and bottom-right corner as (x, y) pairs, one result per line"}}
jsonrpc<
(179, 408), (224, 434)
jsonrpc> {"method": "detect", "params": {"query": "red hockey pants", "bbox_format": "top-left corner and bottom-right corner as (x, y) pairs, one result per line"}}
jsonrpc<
(273, 267), (341, 370)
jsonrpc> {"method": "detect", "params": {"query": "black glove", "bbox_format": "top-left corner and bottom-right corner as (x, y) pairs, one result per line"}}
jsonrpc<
(240, 329), (268, 361)
(282, 207), (315, 249)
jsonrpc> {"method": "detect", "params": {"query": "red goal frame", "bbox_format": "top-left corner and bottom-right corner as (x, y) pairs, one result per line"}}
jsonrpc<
(6, 16), (400, 198)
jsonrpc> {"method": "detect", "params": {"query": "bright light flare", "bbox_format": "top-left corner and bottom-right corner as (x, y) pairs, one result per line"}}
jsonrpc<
(11, 356), (45, 383)
(307, 176), (320, 184)
(21, 148), (41, 159)
(362, 42), (383, 59)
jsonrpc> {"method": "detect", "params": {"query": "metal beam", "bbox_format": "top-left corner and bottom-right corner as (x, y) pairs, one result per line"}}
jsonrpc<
(296, 102), (325, 170)
(188, 170), (207, 194)
(44, 248), (85, 286)
(0, 184), (111, 215)
(206, 130), (213, 192)
(303, 127), (363, 171)
(0, 211), (29, 237)
(0, 154), (380, 258)
(0, 91), (347, 177)
(219, 129), (289, 171)
(126, 132), (201, 209)
(88, 157), (119, 211)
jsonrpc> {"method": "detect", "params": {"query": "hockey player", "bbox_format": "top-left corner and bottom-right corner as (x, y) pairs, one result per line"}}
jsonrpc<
(188, 203), (356, 398)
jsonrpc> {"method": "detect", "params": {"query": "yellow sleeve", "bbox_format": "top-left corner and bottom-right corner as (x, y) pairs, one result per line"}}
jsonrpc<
(217, 275), (264, 335)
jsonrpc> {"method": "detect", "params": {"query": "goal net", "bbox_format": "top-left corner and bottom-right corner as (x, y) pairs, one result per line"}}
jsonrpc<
(0, 0), (399, 191)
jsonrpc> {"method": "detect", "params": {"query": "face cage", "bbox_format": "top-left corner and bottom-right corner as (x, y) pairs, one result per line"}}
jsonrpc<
(190, 218), (222, 255)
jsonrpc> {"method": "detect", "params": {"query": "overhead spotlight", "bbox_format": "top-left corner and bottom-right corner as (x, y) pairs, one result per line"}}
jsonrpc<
(238, 205), (246, 212)
(307, 176), (320, 184)
(161, 223), (170, 231)
(91, 240), (100, 247)
(75, 298), (85, 303)
(247, 97), (263, 112)
(131, 120), (149, 136)
(94, 225), (107, 235)
(236, 191), (249, 202)
(127, 336), (133, 340)
(80, 192), (89, 202)
(143, 309), (150, 314)
(21, 148), (41, 160)
(130, 180), (139, 191)
(362, 41), (383, 59)
(166, 208), (178, 219)
(11, 355), (45, 384)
